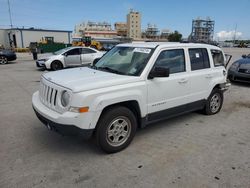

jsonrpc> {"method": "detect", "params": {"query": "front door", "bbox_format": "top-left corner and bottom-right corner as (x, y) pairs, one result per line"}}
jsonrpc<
(147, 48), (190, 120)
(64, 48), (81, 66)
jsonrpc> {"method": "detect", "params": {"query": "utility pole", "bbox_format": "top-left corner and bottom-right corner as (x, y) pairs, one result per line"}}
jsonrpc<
(233, 24), (237, 45)
(7, 0), (13, 28)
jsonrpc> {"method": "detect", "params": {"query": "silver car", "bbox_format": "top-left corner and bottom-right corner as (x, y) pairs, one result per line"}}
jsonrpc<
(36, 47), (105, 71)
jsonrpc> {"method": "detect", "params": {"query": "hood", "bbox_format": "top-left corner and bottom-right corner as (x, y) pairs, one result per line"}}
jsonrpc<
(42, 67), (141, 92)
(38, 53), (54, 60)
(238, 59), (250, 69)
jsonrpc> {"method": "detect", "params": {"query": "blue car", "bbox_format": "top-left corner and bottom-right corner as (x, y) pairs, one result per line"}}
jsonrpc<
(0, 49), (17, 64)
(228, 54), (250, 83)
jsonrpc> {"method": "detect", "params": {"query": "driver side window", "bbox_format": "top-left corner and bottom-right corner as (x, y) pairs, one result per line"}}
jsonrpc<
(154, 49), (186, 74)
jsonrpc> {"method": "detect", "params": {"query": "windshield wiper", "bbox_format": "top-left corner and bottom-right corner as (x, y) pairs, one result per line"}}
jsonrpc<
(97, 66), (125, 75)
(88, 64), (97, 70)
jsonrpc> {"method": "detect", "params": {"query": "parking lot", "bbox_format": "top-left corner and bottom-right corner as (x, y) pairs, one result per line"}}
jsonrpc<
(0, 48), (250, 188)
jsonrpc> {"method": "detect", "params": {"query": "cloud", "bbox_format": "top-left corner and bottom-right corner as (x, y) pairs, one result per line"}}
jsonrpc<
(216, 30), (243, 40)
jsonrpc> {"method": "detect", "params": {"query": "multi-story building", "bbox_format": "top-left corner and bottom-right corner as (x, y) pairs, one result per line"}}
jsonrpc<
(74, 21), (117, 38)
(189, 17), (215, 43)
(127, 10), (141, 39)
(145, 24), (159, 39)
(114, 22), (127, 37)
(160, 29), (171, 39)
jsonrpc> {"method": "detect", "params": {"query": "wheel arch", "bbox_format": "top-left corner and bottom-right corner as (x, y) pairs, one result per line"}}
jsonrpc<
(50, 60), (64, 70)
(95, 100), (143, 130)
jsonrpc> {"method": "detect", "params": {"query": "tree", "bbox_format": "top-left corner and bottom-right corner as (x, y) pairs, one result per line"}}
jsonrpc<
(168, 31), (182, 42)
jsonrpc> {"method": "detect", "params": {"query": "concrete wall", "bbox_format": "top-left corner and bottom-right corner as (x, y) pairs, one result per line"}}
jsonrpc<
(0, 29), (10, 48)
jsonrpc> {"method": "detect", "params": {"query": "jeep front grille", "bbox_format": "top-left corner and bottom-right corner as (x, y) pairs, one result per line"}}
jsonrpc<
(39, 78), (64, 113)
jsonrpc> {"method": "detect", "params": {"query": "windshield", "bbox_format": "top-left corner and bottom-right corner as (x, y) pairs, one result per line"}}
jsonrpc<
(53, 47), (72, 55)
(94, 46), (153, 76)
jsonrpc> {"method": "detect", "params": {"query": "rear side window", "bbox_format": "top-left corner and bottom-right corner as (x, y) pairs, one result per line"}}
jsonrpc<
(82, 48), (96, 54)
(66, 48), (81, 56)
(211, 49), (224, 67)
(154, 49), (185, 74)
(189, 48), (210, 70)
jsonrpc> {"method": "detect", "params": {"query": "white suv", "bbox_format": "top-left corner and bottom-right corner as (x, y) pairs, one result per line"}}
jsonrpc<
(32, 42), (230, 153)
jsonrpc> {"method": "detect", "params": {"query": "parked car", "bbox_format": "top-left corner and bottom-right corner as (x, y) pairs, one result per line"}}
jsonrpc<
(32, 42), (230, 153)
(228, 54), (250, 83)
(0, 49), (17, 64)
(36, 46), (105, 71)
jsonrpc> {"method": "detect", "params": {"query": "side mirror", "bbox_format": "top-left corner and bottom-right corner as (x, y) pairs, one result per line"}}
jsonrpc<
(148, 66), (169, 79)
(64, 52), (68, 57)
(93, 58), (101, 66)
(242, 54), (246, 58)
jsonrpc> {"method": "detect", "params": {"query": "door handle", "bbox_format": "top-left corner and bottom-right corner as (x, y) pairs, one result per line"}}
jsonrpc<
(178, 78), (188, 84)
(205, 74), (212, 78)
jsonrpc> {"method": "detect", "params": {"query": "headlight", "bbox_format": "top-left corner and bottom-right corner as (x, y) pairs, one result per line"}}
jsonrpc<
(38, 58), (49, 62)
(61, 90), (70, 107)
(229, 62), (239, 70)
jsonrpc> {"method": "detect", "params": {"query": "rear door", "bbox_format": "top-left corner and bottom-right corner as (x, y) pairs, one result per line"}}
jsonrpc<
(81, 48), (98, 65)
(64, 48), (81, 66)
(186, 48), (214, 101)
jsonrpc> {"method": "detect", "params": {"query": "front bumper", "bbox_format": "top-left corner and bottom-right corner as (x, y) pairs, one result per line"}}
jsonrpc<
(32, 91), (94, 139)
(36, 60), (45, 68)
(228, 69), (250, 83)
(33, 107), (93, 138)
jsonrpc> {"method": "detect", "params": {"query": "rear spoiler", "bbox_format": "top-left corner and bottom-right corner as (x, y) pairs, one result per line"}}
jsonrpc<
(225, 54), (232, 69)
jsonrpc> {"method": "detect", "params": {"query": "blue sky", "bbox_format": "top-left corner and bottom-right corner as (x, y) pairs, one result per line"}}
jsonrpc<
(0, 0), (250, 40)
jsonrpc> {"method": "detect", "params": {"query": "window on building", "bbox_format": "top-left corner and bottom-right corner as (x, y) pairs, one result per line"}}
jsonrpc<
(211, 49), (224, 67)
(189, 48), (210, 70)
(154, 49), (186, 74)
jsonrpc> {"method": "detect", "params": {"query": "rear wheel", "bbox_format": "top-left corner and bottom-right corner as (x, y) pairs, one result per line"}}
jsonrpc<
(51, 61), (63, 71)
(204, 88), (223, 115)
(0, 56), (8, 64)
(95, 106), (137, 153)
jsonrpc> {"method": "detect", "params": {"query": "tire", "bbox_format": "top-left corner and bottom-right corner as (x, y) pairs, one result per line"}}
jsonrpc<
(95, 106), (137, 153)
(203, 88), (223, 115)
(228, 75), (235, 83)
(51, 60), (63, 71)
(0, 56), (8, 64)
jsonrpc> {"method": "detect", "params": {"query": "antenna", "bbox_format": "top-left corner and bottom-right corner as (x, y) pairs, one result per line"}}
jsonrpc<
(7, 0), (13, 28)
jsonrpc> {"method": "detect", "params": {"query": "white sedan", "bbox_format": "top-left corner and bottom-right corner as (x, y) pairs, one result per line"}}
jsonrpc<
(36, 47), (105, 71)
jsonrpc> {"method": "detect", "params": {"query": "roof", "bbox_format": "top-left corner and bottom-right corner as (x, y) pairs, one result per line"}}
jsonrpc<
(4, 28), (72, 33)
(118, 42), (221, 50)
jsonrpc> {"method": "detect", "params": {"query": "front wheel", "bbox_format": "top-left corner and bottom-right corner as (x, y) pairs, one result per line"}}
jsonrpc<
(95, 106), (137, 153)
(0, 56), (8, 64)
(204, 88), (223, 115)
(51, 61), (63, 71)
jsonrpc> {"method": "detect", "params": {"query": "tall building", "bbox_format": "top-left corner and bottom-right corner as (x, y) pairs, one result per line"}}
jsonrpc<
(145, 24), (159, 39)
(114, 22), (127, 37)
(190, 17), (215, 43)
(74, 21), (117, 38)
(160, 29), (171, 39)
(127, 10), (141, 39)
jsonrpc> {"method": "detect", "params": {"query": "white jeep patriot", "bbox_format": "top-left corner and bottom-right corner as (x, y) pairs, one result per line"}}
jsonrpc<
(32, 42), (230, 153)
